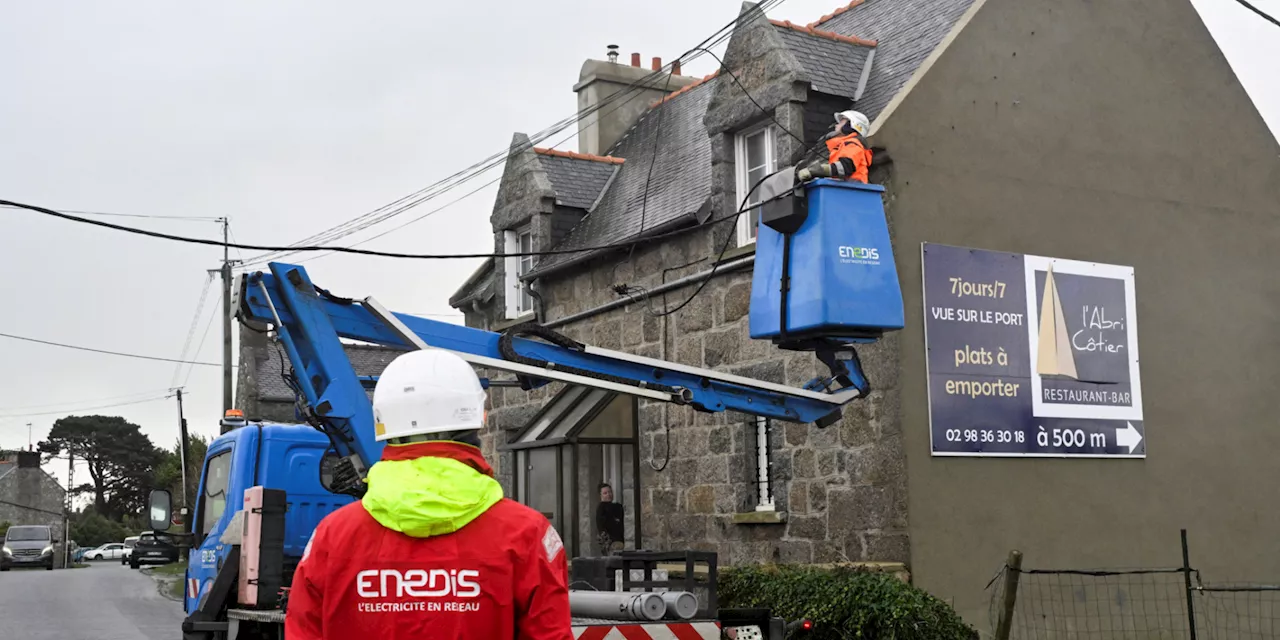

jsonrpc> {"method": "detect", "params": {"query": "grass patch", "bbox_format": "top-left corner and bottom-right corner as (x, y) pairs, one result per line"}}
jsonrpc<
(151, 562), (187, 576)
(166, 578), (185, 600)
(71, 563), (90, 569)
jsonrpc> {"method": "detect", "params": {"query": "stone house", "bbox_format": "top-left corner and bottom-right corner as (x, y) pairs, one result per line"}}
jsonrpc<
(0, 451), (67, 538)
(448, 0), (1280, 631)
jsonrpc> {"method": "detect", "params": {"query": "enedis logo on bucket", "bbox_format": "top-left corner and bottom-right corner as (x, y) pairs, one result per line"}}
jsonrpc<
(838, 245), (881, 265)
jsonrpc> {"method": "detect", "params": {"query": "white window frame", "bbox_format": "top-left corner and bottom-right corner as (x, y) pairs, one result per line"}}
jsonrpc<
(734, 123), (778, 247)
(503, 227), (535, 319)
(753, 416), (776, 512)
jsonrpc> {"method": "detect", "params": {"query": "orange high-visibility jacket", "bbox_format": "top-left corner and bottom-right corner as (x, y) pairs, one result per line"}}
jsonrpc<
(825, 132), (872, 183)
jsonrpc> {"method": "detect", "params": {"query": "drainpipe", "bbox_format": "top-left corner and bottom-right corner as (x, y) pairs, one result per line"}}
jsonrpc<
(529, 278), (548, 324)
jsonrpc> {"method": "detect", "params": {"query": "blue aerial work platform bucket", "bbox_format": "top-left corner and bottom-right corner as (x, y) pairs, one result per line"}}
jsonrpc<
(749, 178), (904, 346)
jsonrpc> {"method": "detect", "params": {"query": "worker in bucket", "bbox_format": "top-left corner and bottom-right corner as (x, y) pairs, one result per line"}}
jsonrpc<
(285, 349), (571, 639)
(797, 109), (872, 184)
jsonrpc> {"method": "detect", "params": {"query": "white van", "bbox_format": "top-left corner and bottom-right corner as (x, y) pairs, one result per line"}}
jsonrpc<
(120, 535), (140, 565)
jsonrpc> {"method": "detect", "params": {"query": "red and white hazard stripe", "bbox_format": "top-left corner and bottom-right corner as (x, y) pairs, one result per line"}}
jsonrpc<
(187, 578), (200, 599)
(572, 622), (721, 640)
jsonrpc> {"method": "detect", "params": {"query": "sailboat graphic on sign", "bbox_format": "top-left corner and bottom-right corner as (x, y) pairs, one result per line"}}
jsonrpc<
(1036, 265), (1079, 380)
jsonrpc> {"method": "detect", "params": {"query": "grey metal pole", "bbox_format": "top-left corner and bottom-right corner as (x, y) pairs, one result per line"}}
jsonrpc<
(222, 219), (233, 413)
(1182, 529), (1198, 640)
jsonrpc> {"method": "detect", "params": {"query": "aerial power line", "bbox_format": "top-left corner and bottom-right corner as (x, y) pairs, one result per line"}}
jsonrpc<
(1231, 0), (1280, 27)
(0, 331), (226, 367)
(0, 394), (173, 419)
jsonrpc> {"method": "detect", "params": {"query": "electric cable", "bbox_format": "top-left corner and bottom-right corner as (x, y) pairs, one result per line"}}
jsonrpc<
(170, 273), (216, 387)
(182, 291), (221, 387)
(0, 388), (175, 413)
(0, 204), (222, 222)
(2, 197), (764, 261)
(238, 0), (789, 264)
(0, 395), (173, 419)
(686, 46), (805, 145)
(632, 166), (791, 317)
(0, 331), (227, 367)
(1231, 0), (1280, 27)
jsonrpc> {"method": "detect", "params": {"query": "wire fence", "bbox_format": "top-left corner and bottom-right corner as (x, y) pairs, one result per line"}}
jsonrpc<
(986, 531), (1280, 639)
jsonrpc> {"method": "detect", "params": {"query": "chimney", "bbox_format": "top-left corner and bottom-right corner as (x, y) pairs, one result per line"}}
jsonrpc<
(606, 45), (619, 64)
(651, 56), (662, 71)
(17, 450), (39, 468)
(574, 51), (702, 155)
(672, 59), (682, 76)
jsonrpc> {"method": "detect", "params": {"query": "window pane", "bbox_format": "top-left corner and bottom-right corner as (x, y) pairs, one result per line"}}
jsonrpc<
(200, 450), (233, 536)
(746, 131), (765, 168)
(579, 443), (636, 556)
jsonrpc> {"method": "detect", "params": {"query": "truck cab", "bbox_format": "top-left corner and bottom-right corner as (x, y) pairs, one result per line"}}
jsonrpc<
(185, 417), (353, 614)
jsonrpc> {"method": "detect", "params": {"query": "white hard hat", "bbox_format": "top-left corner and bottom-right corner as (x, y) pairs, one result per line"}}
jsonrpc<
(835, 110), (870, 137)
(372, 349), (486, 441)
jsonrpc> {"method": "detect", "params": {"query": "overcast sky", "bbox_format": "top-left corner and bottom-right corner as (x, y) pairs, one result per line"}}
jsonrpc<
(2, 0), (1276, 503)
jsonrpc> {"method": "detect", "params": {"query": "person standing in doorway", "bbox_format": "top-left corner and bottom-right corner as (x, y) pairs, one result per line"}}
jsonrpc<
(594, 483), (625, 555)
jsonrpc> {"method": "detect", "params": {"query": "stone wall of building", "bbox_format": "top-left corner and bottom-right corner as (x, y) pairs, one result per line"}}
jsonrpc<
(481, 190), (908, 563)
(0, 455), (66, 540)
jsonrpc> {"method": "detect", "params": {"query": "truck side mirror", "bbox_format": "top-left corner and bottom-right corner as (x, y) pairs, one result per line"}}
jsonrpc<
(148, 489), (173, 532)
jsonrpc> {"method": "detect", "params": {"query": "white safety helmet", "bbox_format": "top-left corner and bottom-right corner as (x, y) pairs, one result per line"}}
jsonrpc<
(372, 349), (486, 442)
(835, 110), (870, 137)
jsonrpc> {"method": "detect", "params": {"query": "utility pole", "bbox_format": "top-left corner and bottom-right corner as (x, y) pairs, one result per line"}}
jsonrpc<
(221, 218), (234, 413)
(174, 388), (190, 521)
(64, 450), (72, 569)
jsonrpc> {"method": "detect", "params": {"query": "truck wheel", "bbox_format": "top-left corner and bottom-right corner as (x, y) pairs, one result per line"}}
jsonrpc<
(1, 566), (9, 572)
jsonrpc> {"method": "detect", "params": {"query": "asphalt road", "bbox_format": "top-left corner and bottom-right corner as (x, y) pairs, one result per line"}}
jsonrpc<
(0, 561), (183, 640)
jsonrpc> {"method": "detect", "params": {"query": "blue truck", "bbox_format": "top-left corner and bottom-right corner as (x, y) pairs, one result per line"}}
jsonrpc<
(147, 179), (902, 639)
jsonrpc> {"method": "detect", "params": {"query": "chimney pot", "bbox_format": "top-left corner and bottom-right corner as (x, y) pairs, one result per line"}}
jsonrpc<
(672, 60), (682, 75)
(651, 56), (662, 71)
(606, 44), (619, 63)
(631, 52), (641, 67)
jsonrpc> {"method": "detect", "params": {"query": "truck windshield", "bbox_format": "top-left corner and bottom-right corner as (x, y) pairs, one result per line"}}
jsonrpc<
(5, 526), (51, 542)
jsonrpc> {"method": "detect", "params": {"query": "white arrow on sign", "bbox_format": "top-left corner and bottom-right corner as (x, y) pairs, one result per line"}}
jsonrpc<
(1115, 422), (1143, 454)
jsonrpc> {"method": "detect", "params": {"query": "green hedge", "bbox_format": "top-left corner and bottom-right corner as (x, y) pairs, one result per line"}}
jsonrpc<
(719, 564), (977, 639)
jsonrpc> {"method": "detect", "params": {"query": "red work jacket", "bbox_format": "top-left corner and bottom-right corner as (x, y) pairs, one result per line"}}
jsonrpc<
(285, 444), (572, 640)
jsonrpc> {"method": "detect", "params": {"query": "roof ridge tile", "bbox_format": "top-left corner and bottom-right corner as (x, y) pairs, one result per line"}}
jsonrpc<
(807, 0), (867, 28)
(771, 18), (877, 47)
(649, 71), (719, 108)
(533, 147), (626, 164)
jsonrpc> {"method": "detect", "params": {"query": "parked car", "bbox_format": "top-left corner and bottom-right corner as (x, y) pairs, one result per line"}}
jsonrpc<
(1, 525), (56, 571)
(129, 532), (179, 568)
(120, 535), (139, 565)
(82, 542), (127, 561)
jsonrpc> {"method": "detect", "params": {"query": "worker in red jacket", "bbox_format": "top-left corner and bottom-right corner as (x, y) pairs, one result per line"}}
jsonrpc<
(285, 349), (571, 640)
(797, 109), (873, 184)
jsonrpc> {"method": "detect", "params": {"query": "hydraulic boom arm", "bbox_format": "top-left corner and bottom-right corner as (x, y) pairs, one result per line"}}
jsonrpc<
(235, 262), (870, 491)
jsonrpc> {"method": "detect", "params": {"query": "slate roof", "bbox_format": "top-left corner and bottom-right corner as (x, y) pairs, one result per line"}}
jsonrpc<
(773, 23), (875, 100)
(518, 0), (975, 278)
(0, 462), (14, 483)
(815, 0), (976, 120)
(527, 77), (718, 276)
(254, 340), (402, 402)
(449, 259), (494, 307)
(535, 150), (622, 210)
